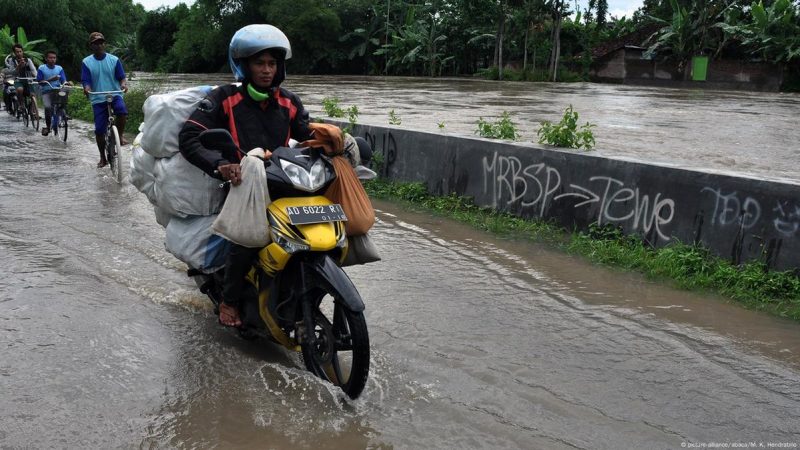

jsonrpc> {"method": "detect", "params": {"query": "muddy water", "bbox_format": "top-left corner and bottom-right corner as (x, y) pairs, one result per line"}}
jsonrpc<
(133, 73), (800, 184)
(2, 110), (800, 448)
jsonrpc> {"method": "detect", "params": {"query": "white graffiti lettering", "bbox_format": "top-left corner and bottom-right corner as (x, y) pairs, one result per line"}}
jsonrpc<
(482, 153), (560, 216)
(700, 187), (761, 228)
(555, 176), (675, 241)
(773, 201), (800, 236)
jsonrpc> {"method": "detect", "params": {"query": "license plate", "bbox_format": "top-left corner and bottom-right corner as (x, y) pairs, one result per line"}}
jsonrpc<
(286, 204), (348, 225)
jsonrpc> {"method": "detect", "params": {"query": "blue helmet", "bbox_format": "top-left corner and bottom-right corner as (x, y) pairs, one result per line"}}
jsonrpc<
(228, 24), (292, 84)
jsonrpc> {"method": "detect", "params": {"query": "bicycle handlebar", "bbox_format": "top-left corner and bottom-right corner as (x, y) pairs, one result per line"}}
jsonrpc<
(39, 80), (76, 90)
(87, 90), (125, 95)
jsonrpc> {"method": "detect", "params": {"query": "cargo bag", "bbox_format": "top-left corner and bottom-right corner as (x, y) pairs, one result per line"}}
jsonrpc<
(212, 148), (271, 248)
(324, 156), (375, 236)
(165, 214), (231, 273)
(153, 152), (226, 218)
(129, 135), (157, 206)
(141, 85), (215, 158)
(342, 233), (381, 267)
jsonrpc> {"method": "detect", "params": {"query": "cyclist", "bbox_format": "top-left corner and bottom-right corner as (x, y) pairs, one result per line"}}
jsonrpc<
(36, 50), (67, 136)
(81, 31), (128, 168)
(5, 44), (39, 120)
(178, 24), (316, 328)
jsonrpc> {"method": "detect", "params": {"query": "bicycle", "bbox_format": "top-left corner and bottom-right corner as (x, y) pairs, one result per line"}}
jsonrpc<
(88, 90), (125, 183)
(16, 77), (40, 131)
(40, 81), (75, 143)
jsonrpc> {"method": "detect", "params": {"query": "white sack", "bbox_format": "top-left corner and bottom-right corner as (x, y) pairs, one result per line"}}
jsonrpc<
(153, 205), (173, 229)
(141, 85), (215, 158)
(212, 148), (271, 248)
(129, 138), (158, 205)
(165, 214), (230, 273)
(153, 152), (225, 218)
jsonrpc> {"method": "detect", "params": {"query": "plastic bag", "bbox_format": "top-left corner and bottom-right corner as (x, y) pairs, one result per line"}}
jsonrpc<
(141, 85), (215, 158)
(153, 205), (173, 229)
(129, 136), (157, 206)
(165, 214), (231, 273)
(325, 156), (375, 236)
(342, 233), (381, 267)
(212, 148), (271, 248)
(153, 152), (226, 218)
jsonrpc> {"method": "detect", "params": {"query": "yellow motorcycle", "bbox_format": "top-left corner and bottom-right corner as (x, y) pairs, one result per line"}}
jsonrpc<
(189, 129), (370, 399)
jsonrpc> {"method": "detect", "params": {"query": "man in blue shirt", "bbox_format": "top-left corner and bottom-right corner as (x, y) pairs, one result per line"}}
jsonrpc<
(81, 32), (128, 168)
(36, 50), (67, 136)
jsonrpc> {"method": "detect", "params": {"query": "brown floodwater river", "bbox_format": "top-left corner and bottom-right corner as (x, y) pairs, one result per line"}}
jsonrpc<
(133, 73), (800, 184)
(1, 79), (799, 448)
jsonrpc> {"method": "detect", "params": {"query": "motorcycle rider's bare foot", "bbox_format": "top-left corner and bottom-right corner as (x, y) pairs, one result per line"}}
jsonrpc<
(218, 302), (242, 328)
(97, 159), (108, 168)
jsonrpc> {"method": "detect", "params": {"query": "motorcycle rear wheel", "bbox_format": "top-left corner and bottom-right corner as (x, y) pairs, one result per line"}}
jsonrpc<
(301, 295), (370, 399)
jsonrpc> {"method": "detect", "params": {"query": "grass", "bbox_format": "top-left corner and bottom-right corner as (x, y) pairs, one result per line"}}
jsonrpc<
(365, 178), (800, 321)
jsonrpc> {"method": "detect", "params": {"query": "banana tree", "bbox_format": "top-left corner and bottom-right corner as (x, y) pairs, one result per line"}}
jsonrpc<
(339, 5), (384, 74)
(717, 0), (800, 64)
(644, 0), (696, 77)
(0, 26), (46, 66)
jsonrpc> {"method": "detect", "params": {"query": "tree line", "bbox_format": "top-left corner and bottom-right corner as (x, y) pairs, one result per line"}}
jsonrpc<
(1, 0), (798, 88)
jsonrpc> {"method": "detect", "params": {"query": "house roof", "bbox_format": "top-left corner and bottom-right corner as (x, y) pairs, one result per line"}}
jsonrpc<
(591, 23), (662, 59)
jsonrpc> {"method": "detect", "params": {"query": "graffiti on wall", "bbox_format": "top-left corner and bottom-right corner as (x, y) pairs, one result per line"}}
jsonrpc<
(701, 187), (800, 237)
(363, 131), (397, 176)
(482, 152), (676, 241)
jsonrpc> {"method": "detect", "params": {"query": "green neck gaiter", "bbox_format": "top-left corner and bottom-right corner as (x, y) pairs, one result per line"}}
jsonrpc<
(247, 83), (270, 102)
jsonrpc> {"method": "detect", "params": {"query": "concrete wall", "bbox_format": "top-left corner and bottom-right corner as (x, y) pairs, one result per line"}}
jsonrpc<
(590, 49), (784, 91)
(338, 121), (800, 272)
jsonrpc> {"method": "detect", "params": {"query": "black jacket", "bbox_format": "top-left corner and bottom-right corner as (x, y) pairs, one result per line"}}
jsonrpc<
(179, 83), (312, 179)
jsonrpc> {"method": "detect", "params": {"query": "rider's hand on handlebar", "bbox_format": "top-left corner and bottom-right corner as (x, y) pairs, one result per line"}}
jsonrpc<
(218, 163), (242, 186)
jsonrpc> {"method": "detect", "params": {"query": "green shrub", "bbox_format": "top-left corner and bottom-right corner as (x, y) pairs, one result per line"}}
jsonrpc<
(322, 96), (345, 118)
(475, 111), (520, 140)
(388, 109), (401, 125)
(537, 104), (596, 150)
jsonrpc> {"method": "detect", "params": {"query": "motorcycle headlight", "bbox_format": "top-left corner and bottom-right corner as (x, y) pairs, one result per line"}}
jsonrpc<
(268, 213), (310, 254)
(280, 158), (327, 192)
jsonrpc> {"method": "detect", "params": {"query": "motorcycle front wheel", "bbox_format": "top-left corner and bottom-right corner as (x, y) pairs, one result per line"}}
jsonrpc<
(301, 289), (370, 399)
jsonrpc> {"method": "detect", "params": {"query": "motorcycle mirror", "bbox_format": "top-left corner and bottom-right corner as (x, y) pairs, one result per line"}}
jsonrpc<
(199, 129), (240, 160)
(355, 165), (377, 180)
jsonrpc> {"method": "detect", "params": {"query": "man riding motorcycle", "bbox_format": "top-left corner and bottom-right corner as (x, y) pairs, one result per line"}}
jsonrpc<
(178, 24), (319, 328)
(2, 68), (16, 114)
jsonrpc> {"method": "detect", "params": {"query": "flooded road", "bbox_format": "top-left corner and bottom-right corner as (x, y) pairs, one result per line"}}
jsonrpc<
(133, 73), (800, 184)
(2, 112), (800, 448)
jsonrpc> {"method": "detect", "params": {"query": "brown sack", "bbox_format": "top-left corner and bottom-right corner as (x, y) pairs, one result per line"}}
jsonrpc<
(325, 156), (375, 235)
(300, 123), (344, 156)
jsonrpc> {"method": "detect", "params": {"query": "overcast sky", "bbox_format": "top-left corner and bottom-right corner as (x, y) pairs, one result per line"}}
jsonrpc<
(134, 0), (642, 19)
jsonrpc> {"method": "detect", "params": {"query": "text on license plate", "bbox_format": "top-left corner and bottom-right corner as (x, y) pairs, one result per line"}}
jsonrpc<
(286, 204), (348, 225)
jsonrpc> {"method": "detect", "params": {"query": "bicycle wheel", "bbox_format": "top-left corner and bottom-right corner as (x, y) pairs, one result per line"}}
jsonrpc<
(61, 111), (68, 143)
(22, 105), (28, 127)
(30, 104), (39, 131)
(108, 126), (122, 183)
